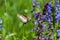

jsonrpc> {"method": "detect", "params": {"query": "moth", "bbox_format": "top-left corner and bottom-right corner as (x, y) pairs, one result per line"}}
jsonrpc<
(17, 14), (31, 23)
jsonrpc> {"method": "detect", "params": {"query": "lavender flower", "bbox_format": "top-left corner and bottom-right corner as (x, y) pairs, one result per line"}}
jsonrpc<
(56, 5), (60, 11)
(45, 15), (52, 23)
(56, 11), (60, 20)
(47, 6), (52, 15)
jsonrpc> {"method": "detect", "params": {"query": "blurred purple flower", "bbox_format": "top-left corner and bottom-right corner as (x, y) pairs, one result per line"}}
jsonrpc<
(47, 6), (52, 15)
(32, 0), (36, 6)
(34, 13), (39, 19)
(0, 19), (2, 24)
(57, 30), (60, 35)
(38, 18), (41, 23)
(48, 2), (52, 8)
(45, 15), (52, 22)
(38, 29), (43, 33)
(56, 11), (60, 20)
